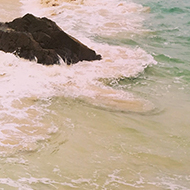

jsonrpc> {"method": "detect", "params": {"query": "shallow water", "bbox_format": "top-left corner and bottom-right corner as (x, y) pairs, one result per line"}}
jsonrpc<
(0, 0), (190, 189)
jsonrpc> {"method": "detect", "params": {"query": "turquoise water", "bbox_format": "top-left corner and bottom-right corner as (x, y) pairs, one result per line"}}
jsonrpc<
(134, 0), (190, 79)
(0, 0), (190, 189)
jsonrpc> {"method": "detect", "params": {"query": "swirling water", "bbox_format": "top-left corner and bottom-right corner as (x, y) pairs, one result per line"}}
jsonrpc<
(0, 0), (190, 189)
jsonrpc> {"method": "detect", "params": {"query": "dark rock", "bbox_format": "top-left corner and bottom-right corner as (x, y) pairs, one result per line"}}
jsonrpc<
(0, 14), (101, 65)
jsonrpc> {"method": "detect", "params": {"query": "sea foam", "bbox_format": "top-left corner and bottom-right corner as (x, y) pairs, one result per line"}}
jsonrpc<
(0, 0), (156, 153)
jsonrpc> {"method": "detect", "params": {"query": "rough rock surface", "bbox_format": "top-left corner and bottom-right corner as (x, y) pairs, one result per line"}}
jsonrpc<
(0, 13), (101, 65)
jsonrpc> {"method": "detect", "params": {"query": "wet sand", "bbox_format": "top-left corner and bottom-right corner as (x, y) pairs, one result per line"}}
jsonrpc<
(0, 0), (22, 22)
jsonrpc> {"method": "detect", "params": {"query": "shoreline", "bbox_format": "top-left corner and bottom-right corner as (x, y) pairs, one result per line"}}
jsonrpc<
(0, 0), (22, 22)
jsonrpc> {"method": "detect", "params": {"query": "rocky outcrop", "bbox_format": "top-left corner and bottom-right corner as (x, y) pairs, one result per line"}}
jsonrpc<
(0, 14), (101, 65)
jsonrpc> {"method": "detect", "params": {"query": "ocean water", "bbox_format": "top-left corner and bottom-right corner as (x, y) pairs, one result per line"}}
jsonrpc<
(0, 0), (190, 189)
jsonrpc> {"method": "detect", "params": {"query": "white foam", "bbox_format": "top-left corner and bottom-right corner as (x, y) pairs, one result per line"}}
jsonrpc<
(0, 178), (33, 190)
(18, 177), (77, 188)
(103, 169), (144, 189)
(20, 0), (149, 35)
(0, 0), (156, 152)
